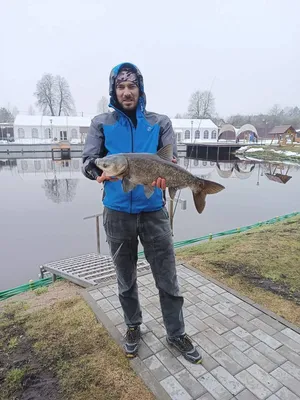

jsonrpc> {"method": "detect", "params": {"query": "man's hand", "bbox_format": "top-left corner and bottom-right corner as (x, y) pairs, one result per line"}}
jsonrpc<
(151, 156), (177, 189)
(96, 172), (118, 184)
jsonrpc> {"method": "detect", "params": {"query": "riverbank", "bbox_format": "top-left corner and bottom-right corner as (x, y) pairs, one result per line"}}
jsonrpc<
(0, 282), (153, 400)
(176, 214), (300, 327)
(237, 144), (300, 163)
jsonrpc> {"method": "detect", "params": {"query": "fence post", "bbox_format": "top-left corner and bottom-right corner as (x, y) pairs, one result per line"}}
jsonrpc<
(96, 215), (100, 254)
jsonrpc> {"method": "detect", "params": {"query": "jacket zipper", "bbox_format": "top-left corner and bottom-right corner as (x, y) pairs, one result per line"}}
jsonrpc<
(130, 121), (134, 214)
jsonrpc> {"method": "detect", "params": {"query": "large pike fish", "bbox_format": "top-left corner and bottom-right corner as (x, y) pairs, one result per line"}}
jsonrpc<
(95, 144), (225, 213)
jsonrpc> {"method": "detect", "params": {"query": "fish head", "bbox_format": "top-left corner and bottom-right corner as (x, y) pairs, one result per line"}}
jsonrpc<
(95, 154), (128, 177)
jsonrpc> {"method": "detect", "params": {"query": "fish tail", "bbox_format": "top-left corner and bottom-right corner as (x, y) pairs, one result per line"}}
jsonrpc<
(192, 179), (225, 214)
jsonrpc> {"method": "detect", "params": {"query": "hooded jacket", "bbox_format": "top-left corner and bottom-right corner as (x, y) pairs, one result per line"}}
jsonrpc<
(82, 62), (177, 214)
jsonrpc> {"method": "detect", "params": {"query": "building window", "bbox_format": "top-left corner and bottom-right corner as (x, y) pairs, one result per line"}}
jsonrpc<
(184, 158), (189, 167)
(185, 130), (190, 139)
(193, 160), (199, 166)
(211, 130), (217, 139)
(210, 162), (215, 166)
(177, 132), (181, 142)
(72, 160), (80, 170)
(45, 128), (52, 138)
(71, 128), (78, 139)
(21, 160), (28, 170)
(203, 161), (207, 166)
(195, 130), (200, 139)
(60, 131), (67, 141)
(32, 128), (39, 138)
(47, 160), (53, 170)
(18, 128), (25, 138)
(34, 160), (41, 170)
(204, 130), (209, 139)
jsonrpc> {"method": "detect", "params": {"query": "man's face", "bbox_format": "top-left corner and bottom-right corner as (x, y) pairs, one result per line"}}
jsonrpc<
(116, 81), (139, 111)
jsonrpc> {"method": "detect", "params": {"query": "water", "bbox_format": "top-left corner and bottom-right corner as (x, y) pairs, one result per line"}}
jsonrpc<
(1, 153), (300, 291)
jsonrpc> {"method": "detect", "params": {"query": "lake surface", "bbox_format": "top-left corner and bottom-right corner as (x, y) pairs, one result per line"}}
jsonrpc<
(1, 153), (300, 291)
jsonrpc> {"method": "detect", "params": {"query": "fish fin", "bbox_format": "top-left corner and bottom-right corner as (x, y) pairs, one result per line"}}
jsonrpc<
(122, 177), (137, 193)
(157, 144), (173, 161)
(192, 191), (206, 214)
(144, 185), (155, 199)
(202, 179), (225, 195)
(168, 187), (177, 200)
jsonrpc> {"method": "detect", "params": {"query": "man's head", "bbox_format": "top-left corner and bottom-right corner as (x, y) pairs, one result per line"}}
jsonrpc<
(115, 67), (139, 111)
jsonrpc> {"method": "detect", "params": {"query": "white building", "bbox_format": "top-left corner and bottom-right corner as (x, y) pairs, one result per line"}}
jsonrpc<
(13, 115), (92, 144)
(13, 115), (218, 144)
(171, 118), (218, 143)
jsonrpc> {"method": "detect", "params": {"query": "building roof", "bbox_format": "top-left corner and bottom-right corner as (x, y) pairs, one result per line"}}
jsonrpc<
(170, 118), (217, 130)
(268, 125), (295, 135)
(14, 115), (93, 127)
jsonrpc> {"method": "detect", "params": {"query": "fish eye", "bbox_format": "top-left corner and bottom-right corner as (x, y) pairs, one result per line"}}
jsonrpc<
(102, 163), (107, 168)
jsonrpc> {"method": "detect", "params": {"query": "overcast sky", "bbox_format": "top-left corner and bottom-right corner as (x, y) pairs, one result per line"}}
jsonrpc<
(1, 0), (300, 119)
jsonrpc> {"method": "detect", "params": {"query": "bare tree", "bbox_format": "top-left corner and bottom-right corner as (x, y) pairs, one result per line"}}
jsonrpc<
(28, 105), (35, 115)
(97, 96), (109, 114)
(188, 90), (215, 119)
(34, 73), (76, 116)
(56, 75), (76, 116)
(42, 178), (78, 203)
(0, 108), (14, 123)
(269, 104), (282, 117)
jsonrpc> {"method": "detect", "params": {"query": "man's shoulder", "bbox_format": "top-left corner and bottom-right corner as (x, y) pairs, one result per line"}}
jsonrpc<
(91, 111), (118, 127)
(144, 111), (172, 128)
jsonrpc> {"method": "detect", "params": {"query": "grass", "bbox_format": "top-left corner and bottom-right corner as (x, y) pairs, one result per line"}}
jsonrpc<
(246, 144), (300, 162)
(176, 215), (300, 326)
(0, 284), (154, 400)
(33, 286), (48, 296)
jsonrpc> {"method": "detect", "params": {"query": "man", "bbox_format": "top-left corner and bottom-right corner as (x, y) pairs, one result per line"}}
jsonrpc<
(82, 62), (202, 364)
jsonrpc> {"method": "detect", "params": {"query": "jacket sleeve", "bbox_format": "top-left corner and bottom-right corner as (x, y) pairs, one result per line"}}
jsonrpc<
(81, 119), (107, 180)
(158, 116), (178, 161)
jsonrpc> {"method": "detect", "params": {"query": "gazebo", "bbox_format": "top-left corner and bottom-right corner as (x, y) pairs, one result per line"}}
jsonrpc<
(236, 124), (259, 143)
(268, 125), (298, 145)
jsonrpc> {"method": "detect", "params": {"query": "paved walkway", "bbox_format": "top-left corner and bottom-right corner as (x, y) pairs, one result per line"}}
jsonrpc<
(85, 264), (300, 400)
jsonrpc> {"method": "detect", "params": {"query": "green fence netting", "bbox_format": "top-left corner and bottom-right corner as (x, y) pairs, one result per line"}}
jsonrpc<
(1, 211), (299, 301)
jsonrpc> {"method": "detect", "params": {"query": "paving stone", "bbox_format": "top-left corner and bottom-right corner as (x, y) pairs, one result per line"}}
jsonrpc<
(147, 283), (159, 295)
(147, 295), (161, 308)
(244, 347), (277, 373)
(202, 328), (230, 349)
(213, 294), (235, 306)
(184, 284), (202, 295)
(236, 389), (261, 400)
(213, 303), (236, 318)
(186, 314), (208, 332)
(138, 339), (154, 360)
(144, 354), (170, 381)
(231, 316), (257, 333)
(187, 304), (209, 320)
(196, 301), (218, 317)
(211, 366), (245, 395)
(116, 322), (127, 336)
(140, 323), (150, 335)
(90, 290), (104, 300)
(139, 286), (153, 298)
(274, 386), (300, 400)
(271, 367), (300, 397)
(183, 298), (193, 307)
(276, 345), (300, 367)
(266, 395), (280, 400)
(232, 327), (260, 346)
(193, 275), (210, 285)
(175, 369), (207, 398)
(185, 291), (202, 304)
(231, 305), (254, 321)
(250, 318), (278, 336)
(106, 309), (123, 325)
(156, 348), (184, 374)
(106, 294), (121, 308)
(255, 342), (286, 365)
(221, 292), (242, 305)
(196, 393), (215, 400)
(213, 313), (237, 330)
(235, 370), (272, 399)
(206, 282), (226, 294)
(161, 376), (193, 400)
(238, 302), (263, 317)
(211, 349), (243, 375)
(183, 307), (192, 318)
(145, 319), (166, 339)
(222, 345), (253, 369)
(185, 319), (200, 336)
(138, 274), (152, 285)
(197, 292), (218, 306)
(177, 354), (207, 378)
(181, 267), (198, 277)
(199, 349), (220, 372)
(139, 294), (151, 306)
(143, 332), (165, 353)
(161, 336), (181, 357)
(202, 316), (229, 335)
(142, 310), (154, 323)
(177, 270), (190, 279)
(198, 372), (232, 400)
(280, 328), (300, 345)
(200, 286), (219, 298)
(281, 360), (300, 381)
(99, 286), (115, 297)
(273, 332), (300, 352)
(258, 315), (285, 332)
(222, 331), (251, 352)
(96, 298), (114, 312)
(192, 332), (219, 354)
(252, 330), (282, 350)
(247, 364), (282, 392)
(144, 304), (161, 319)
(186, 276), (204, 288)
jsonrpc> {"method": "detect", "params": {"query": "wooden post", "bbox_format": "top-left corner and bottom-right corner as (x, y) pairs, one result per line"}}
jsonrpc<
(96, 216), (100, 254)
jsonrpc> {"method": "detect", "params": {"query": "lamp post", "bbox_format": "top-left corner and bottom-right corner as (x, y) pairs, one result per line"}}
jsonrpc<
(191, 120), (193, 143)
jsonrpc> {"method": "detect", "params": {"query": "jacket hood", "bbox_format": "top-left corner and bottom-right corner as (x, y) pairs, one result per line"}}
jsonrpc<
(109, 62), (146, 111)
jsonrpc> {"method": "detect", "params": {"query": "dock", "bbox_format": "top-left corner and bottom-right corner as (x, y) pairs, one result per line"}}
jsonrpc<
(186, 142), (263, 160)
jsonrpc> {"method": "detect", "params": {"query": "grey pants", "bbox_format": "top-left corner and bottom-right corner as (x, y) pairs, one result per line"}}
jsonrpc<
(103, 206), (185, 338)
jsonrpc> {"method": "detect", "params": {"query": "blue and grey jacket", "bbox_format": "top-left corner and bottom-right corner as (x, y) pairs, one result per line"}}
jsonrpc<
(82, 62), (177, 214)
